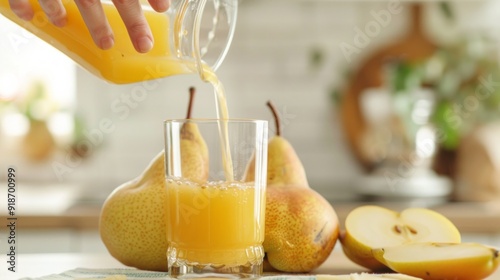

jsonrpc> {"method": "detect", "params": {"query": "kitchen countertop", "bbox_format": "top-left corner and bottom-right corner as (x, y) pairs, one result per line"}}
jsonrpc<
(3, 191), (499, 279)
(5, 201), (500, 233)
(6, 249), (500, 280)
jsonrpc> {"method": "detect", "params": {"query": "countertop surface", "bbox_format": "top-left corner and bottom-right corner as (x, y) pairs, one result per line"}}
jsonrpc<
(4, 250), (500, 280)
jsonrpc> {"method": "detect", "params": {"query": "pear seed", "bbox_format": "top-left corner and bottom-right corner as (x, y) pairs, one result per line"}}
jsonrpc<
(407, 225), (418, 234)
(393, 225), (403, 234)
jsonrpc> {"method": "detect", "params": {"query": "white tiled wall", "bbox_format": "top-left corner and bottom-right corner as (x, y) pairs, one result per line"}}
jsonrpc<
(5, 0), (500, 203)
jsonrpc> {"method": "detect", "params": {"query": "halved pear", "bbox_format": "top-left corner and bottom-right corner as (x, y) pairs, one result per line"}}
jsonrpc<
(372, 242), (500, 280)
(340, 206), (461, 271)
(316, 273), (422, 280)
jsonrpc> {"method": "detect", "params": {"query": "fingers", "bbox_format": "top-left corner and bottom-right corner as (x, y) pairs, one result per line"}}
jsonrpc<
(38, 0), (67, 27)
(8, 0), (34, 21)
(9, 0), (164, 53)
(148, 0), (170, 12)
(75, 0), (114, 50)
(9, 0), (67, 27)
(112, 0), (153, 53)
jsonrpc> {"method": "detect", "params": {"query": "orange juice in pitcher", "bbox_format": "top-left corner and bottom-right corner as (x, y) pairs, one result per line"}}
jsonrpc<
(0, 0), (237, 84)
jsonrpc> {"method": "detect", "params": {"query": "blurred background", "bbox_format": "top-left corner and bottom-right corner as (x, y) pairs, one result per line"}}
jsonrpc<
(1, 0), (500, 255)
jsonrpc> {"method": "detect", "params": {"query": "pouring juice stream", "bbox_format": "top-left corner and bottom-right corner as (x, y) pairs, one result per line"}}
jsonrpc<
(202, 71), (235, 182)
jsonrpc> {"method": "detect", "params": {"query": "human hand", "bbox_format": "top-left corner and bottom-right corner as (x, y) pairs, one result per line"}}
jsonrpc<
(8, 0), (171, 53)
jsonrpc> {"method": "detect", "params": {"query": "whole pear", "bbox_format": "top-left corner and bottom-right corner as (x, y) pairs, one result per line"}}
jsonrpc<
(99, 88), (208, 271)
(258, 101), (339, 272)
(179, 87), (209, 182)
(100, 151), (168, 271)
(265, 186), (339, 272)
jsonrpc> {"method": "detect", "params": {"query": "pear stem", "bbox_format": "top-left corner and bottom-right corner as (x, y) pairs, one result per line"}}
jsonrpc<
(186, 87), (195, 119)
(267, 101), (281, 136)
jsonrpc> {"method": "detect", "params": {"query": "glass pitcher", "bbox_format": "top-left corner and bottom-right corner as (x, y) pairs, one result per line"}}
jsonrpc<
(0, 0), (237, 84)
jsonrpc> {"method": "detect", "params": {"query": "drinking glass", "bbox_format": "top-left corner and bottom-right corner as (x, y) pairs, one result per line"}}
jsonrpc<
(164, 119), (268, 279)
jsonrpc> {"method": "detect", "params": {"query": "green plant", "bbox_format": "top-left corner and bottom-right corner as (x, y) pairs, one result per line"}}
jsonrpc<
(387, 35), (500, 150)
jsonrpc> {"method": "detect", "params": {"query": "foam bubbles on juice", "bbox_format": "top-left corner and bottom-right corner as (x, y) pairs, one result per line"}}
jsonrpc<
(167, 178), (254, 190)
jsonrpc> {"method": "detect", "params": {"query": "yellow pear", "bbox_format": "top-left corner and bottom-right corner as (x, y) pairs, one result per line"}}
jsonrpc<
(340, 206), (461, 271)
(99, 87), (208, 271)
(257, 101), (339, 273)
(178, 88), (209, 182)
(99, 151), (168, 271)
(372, 242), (500, 280)
(264, 186), (339, 272)
(245, 102), (308, 188)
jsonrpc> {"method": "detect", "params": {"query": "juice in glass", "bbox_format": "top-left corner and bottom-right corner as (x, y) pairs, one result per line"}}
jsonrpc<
(166, 178), (265, 266)
(164, 119), (268, 278)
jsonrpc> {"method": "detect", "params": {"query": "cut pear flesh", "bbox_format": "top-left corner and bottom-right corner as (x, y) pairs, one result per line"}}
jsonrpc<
(373, 243), (500, 280)
(340, 206), (461, 271)
(261, 274), (422, 280)
(316, 273), (422, 280)
(345, 206), (461, 248)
